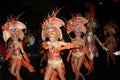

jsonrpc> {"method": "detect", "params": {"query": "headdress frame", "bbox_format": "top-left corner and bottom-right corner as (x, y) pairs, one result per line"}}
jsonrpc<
(41, 8), (65, 41)
(66, 14), (88, 34)
(1, 19), (26, 42)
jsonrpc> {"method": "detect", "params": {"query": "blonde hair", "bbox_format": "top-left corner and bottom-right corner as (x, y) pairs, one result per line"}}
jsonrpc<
(48, 31), (58, 40)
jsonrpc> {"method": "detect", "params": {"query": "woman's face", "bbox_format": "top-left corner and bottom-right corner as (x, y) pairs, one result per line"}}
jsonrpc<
(49, 34), (56, 41)
(11, 34), (18, 41)
(75, 31), (81, 37)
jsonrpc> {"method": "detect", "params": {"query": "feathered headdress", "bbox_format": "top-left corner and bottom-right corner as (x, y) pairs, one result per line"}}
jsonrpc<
(85, 2), (98, 29)
(103, 22), (119, 36)
(1, 16), (26, 42)
(41, 8), (65, 41)
(66, 13), (88, 34)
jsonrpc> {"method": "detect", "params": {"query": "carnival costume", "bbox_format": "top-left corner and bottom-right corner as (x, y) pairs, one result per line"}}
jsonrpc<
(41, 9), (75, 80)
(103, 22), (118, 65)
(66, 13), (94, 73)
(41, 9), (66, 69)
(83, 2), (109, 71)
(1, 17), (35, 72)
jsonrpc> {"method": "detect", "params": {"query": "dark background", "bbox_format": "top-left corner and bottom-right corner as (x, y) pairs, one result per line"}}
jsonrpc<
(0, 0), (120, 80)
(0, 0), (120, 31)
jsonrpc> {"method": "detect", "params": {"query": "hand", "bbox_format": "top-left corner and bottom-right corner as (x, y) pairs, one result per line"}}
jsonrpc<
(113, 51), (120, 56)
(103, 47), (109, 52)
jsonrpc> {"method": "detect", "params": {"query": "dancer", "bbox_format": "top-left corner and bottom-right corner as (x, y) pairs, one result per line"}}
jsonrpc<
(66, 13), (91, 80)
(103, 21), (119, 66)
(84, 2), (108, 62)
(41, 9), (75, 80)
(84, 20), (108, 59)
(1, 17), (35, 80)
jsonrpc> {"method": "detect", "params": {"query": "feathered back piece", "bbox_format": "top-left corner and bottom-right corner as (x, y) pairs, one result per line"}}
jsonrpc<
(85, 2), (95, 20)
(85, 2), (98, 29)
(41, 8), (65, 41)
(1, 16), (26, 42)
(66, 13), (88, 34)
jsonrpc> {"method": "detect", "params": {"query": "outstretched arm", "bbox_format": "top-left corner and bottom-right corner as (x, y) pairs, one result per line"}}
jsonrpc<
(95, 35), (108, 51)
(57, 42), (75, 51)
